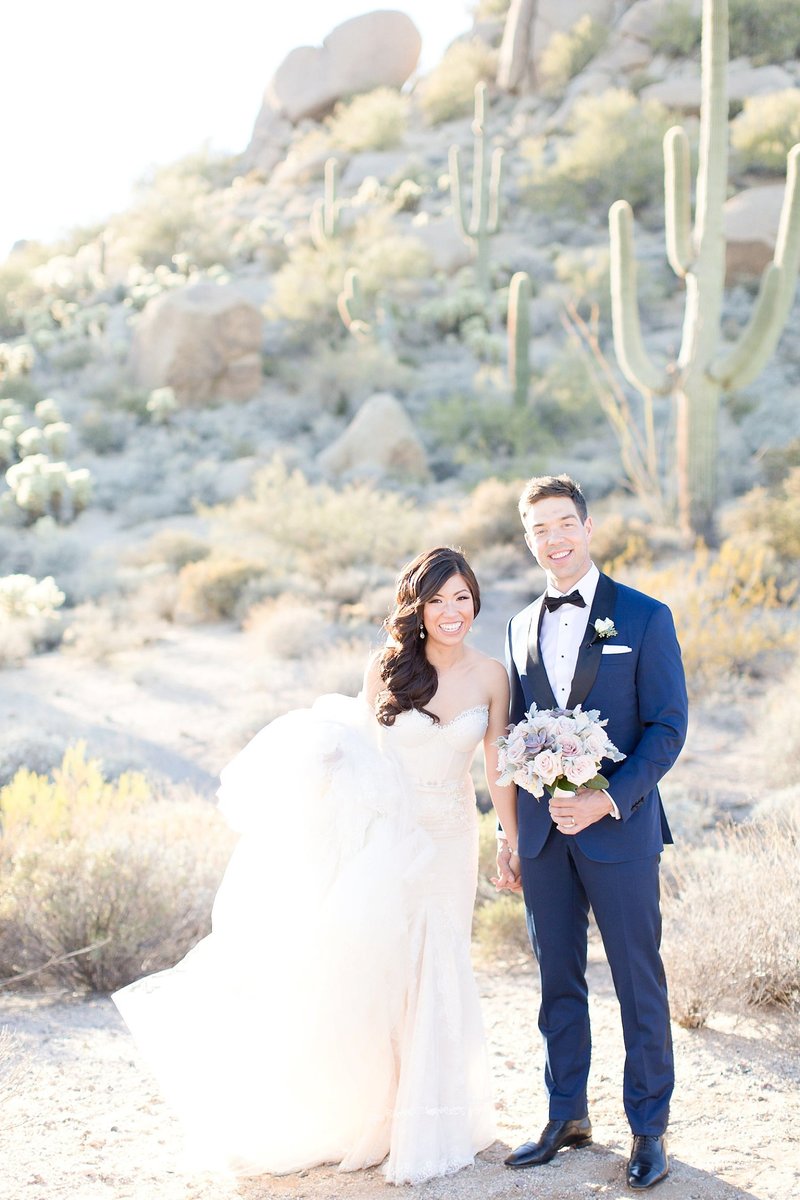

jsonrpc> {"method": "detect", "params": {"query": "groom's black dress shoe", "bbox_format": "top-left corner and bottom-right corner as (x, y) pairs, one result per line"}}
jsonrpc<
(504, 1117), (593, 1167)
(627, 1134), (669, 1189)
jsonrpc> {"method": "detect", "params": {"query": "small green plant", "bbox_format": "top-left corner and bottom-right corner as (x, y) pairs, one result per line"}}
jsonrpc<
(419, 40), (497, 126)
(538, 15), (608, 94)
(507, 272), (531, 406)
(310, 158), (342, 249)
(145, 385), (178, 424)
(732, 90), (800, 173)
(449, 82), (504, 294)
(527, 89), (673, 215)
(650, 2), (702, 56)
(326, 88), (408, 153)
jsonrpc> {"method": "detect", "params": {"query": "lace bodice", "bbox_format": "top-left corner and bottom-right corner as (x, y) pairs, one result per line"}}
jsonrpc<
(377, 705), (489, 833)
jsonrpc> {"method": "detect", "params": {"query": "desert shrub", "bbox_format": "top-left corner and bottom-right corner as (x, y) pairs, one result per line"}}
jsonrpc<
(756, 437), (800, 487)
(663, 811), (800, 1027)
(418, 40), (497, 126)
(423, 393), (549, 469)
(627, 540), (797, 693)
(140, 528), (212, 570)
(244, 596), (340, 659)
(0, 728), (67, 787)
(176, 556), (266, 622)
(527, 90), (673, 215)
(733, 468), (800, 568)
(472, 892), (530, 961)
(539, 16), (608, 94)
(446, 476), (526, 554)
(472, 0), (511, 16)
(60, 598), (160, 661)
(108, 150), (239, 270)
(203, 459), (425, 588)
(302, 341), (412, 412)
(0, 572), (65, 665)
(751, 653), (800, 789)
(729, 0), (800, 64)
(307, 636), (375, 696)
(0, 744), (233, 992)
(649, 2), (702, 56)
(327, 88), (408, 152)
(588, 514), (656, 572)
(731, 90), (800, 173)
(416, 287), (491, 338)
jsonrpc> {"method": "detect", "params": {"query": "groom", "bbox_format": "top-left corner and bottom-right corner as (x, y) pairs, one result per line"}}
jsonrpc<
(498, 474), (688, 1191)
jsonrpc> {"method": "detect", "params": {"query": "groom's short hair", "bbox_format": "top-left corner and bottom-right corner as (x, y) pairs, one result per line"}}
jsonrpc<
(518, 474), (588, 523)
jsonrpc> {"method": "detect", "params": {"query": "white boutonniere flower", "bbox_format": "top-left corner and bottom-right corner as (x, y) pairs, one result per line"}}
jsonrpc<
(590, 617), (617, 645)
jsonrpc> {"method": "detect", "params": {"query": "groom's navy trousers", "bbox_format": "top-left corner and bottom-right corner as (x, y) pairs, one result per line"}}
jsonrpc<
(506, 572), (688, 1135)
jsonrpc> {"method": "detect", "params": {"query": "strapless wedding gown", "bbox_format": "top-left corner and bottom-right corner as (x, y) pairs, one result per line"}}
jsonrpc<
(113, 695), (495, 1185)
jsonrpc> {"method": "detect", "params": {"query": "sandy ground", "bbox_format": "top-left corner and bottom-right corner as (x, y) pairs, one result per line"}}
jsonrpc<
(3, 947), (799, 1200)
(1, 582), (799, 1199)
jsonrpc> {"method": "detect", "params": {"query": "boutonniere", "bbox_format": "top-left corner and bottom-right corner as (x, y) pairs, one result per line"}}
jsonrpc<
(589, 617), (617, 646)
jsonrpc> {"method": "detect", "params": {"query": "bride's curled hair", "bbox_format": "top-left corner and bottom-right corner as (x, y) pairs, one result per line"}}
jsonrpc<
(376, 547), (480, 727)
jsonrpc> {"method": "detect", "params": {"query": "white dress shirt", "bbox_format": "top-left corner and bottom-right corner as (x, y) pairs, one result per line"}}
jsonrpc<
(541, 563), (620, 820)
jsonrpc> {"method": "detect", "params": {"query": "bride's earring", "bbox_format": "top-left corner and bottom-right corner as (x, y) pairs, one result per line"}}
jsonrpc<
(419, 626), (426, 640)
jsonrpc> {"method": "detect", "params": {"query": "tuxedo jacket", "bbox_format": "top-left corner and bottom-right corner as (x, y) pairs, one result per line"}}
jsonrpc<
(506, 571), (688, 864)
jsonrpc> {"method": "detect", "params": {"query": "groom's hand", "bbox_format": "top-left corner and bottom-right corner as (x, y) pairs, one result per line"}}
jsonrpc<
(549, 788), (616, 834)
(493, 845), (523, 892)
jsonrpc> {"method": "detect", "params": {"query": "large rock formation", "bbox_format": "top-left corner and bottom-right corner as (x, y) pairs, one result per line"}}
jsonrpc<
(131, 284), (263, 406)
(498, 0), (615, 91)
(318, 392), (429, 482)
(724, 185), (788, 282)
(244, 11), (421, 171)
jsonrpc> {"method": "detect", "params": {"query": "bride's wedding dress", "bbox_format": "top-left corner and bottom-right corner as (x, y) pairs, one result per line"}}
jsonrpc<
(113, 694), (495, 1185)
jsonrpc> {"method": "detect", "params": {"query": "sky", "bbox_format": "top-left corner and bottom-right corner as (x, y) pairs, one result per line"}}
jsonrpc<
(2, 1), (474, 260)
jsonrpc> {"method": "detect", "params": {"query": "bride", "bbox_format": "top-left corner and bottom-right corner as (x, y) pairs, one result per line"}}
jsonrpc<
(113, 546), (519, 1185)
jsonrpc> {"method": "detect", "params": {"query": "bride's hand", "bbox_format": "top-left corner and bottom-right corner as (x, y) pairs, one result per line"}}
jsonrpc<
(492, 847), (522, 893)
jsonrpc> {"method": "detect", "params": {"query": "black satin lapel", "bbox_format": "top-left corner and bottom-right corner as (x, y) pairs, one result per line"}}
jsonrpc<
(526, 600), (558, 709)
(567, 573), (619, 709)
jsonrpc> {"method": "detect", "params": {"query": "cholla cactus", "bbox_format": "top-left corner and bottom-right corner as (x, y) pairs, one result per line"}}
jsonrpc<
(42, 421), (71, 458)
(67, 468), (92, 514)
(0, 430), (15, 466)
(146, 387), (178, 424)
(16, 427), (46, 457)
(0, 573), (65, 620)
(5, 454), (92, 522)
(3, 414), (26, 439)
(609, 0), (800, 541)
(35, 398), (62, 425)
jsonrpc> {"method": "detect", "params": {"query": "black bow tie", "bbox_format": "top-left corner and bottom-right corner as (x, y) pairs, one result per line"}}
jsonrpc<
(544, 590), (587, 613)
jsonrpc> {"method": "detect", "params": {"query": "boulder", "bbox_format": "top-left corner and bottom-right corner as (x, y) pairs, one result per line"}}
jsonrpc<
(264, 11), (421, 125)
(498, 0), (615, 91)
(641, 62), (796, 112)
(131, 284), (263, 406)
(724, 185), (786, 281)
(318, 392), (430, 481)
(241, 106), (293, 176)
(618, 0), (700, 42)
(406, 215), (473, 274)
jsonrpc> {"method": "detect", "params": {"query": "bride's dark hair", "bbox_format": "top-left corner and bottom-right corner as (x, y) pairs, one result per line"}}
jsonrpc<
(375, 547), (481, 727)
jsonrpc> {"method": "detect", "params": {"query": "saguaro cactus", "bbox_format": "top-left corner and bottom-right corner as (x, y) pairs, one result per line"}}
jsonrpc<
(337, 269), (372, 341)
(508, 271), (532, 406)
(609, 0), (800, 543)
(310, 158), (342, 249)
(449, 82), (504, 294)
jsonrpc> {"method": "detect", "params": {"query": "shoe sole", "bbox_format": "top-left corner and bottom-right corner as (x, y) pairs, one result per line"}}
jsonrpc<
(505, 1136), (593, 1168)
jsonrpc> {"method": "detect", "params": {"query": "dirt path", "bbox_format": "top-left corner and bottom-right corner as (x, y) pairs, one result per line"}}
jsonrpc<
(3, 950), (798, 1200)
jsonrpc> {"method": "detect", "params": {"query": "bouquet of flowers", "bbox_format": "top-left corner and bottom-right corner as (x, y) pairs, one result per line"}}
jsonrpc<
(495, 703), (625, 798)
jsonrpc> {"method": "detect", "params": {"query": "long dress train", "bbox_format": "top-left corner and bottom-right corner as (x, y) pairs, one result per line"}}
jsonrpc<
(112, 694), (495, 1184)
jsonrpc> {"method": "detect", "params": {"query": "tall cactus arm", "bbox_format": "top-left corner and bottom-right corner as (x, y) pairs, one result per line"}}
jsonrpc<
(664, 126), (694, 277)
(310, 157), (341, 248)
(710, 264), (784, 389)
(487, 147), (505, 234)
(337, 268), (371, 339)
(711, 144), (800, 388)
(448, 145), (470, 239)
(609, 201), (671, 395)
(508, 271), (531, 407)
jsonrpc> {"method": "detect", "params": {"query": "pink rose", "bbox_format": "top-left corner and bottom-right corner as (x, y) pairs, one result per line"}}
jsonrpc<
(557, 734), (581, 757)
(582, 732), (607, 757)
(533, 750), (562, 786)
(564, 755), (599, 787)
(504, 735), (528, 765)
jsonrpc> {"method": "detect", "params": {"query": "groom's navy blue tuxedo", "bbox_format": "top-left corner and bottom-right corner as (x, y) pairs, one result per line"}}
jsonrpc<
(506, 570), (688, 1135)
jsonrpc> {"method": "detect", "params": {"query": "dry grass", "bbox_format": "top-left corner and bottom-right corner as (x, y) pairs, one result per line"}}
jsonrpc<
(0, 745), (233, 992)
(622, 540), (798, 694)
(662, 811), (800, 1028)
